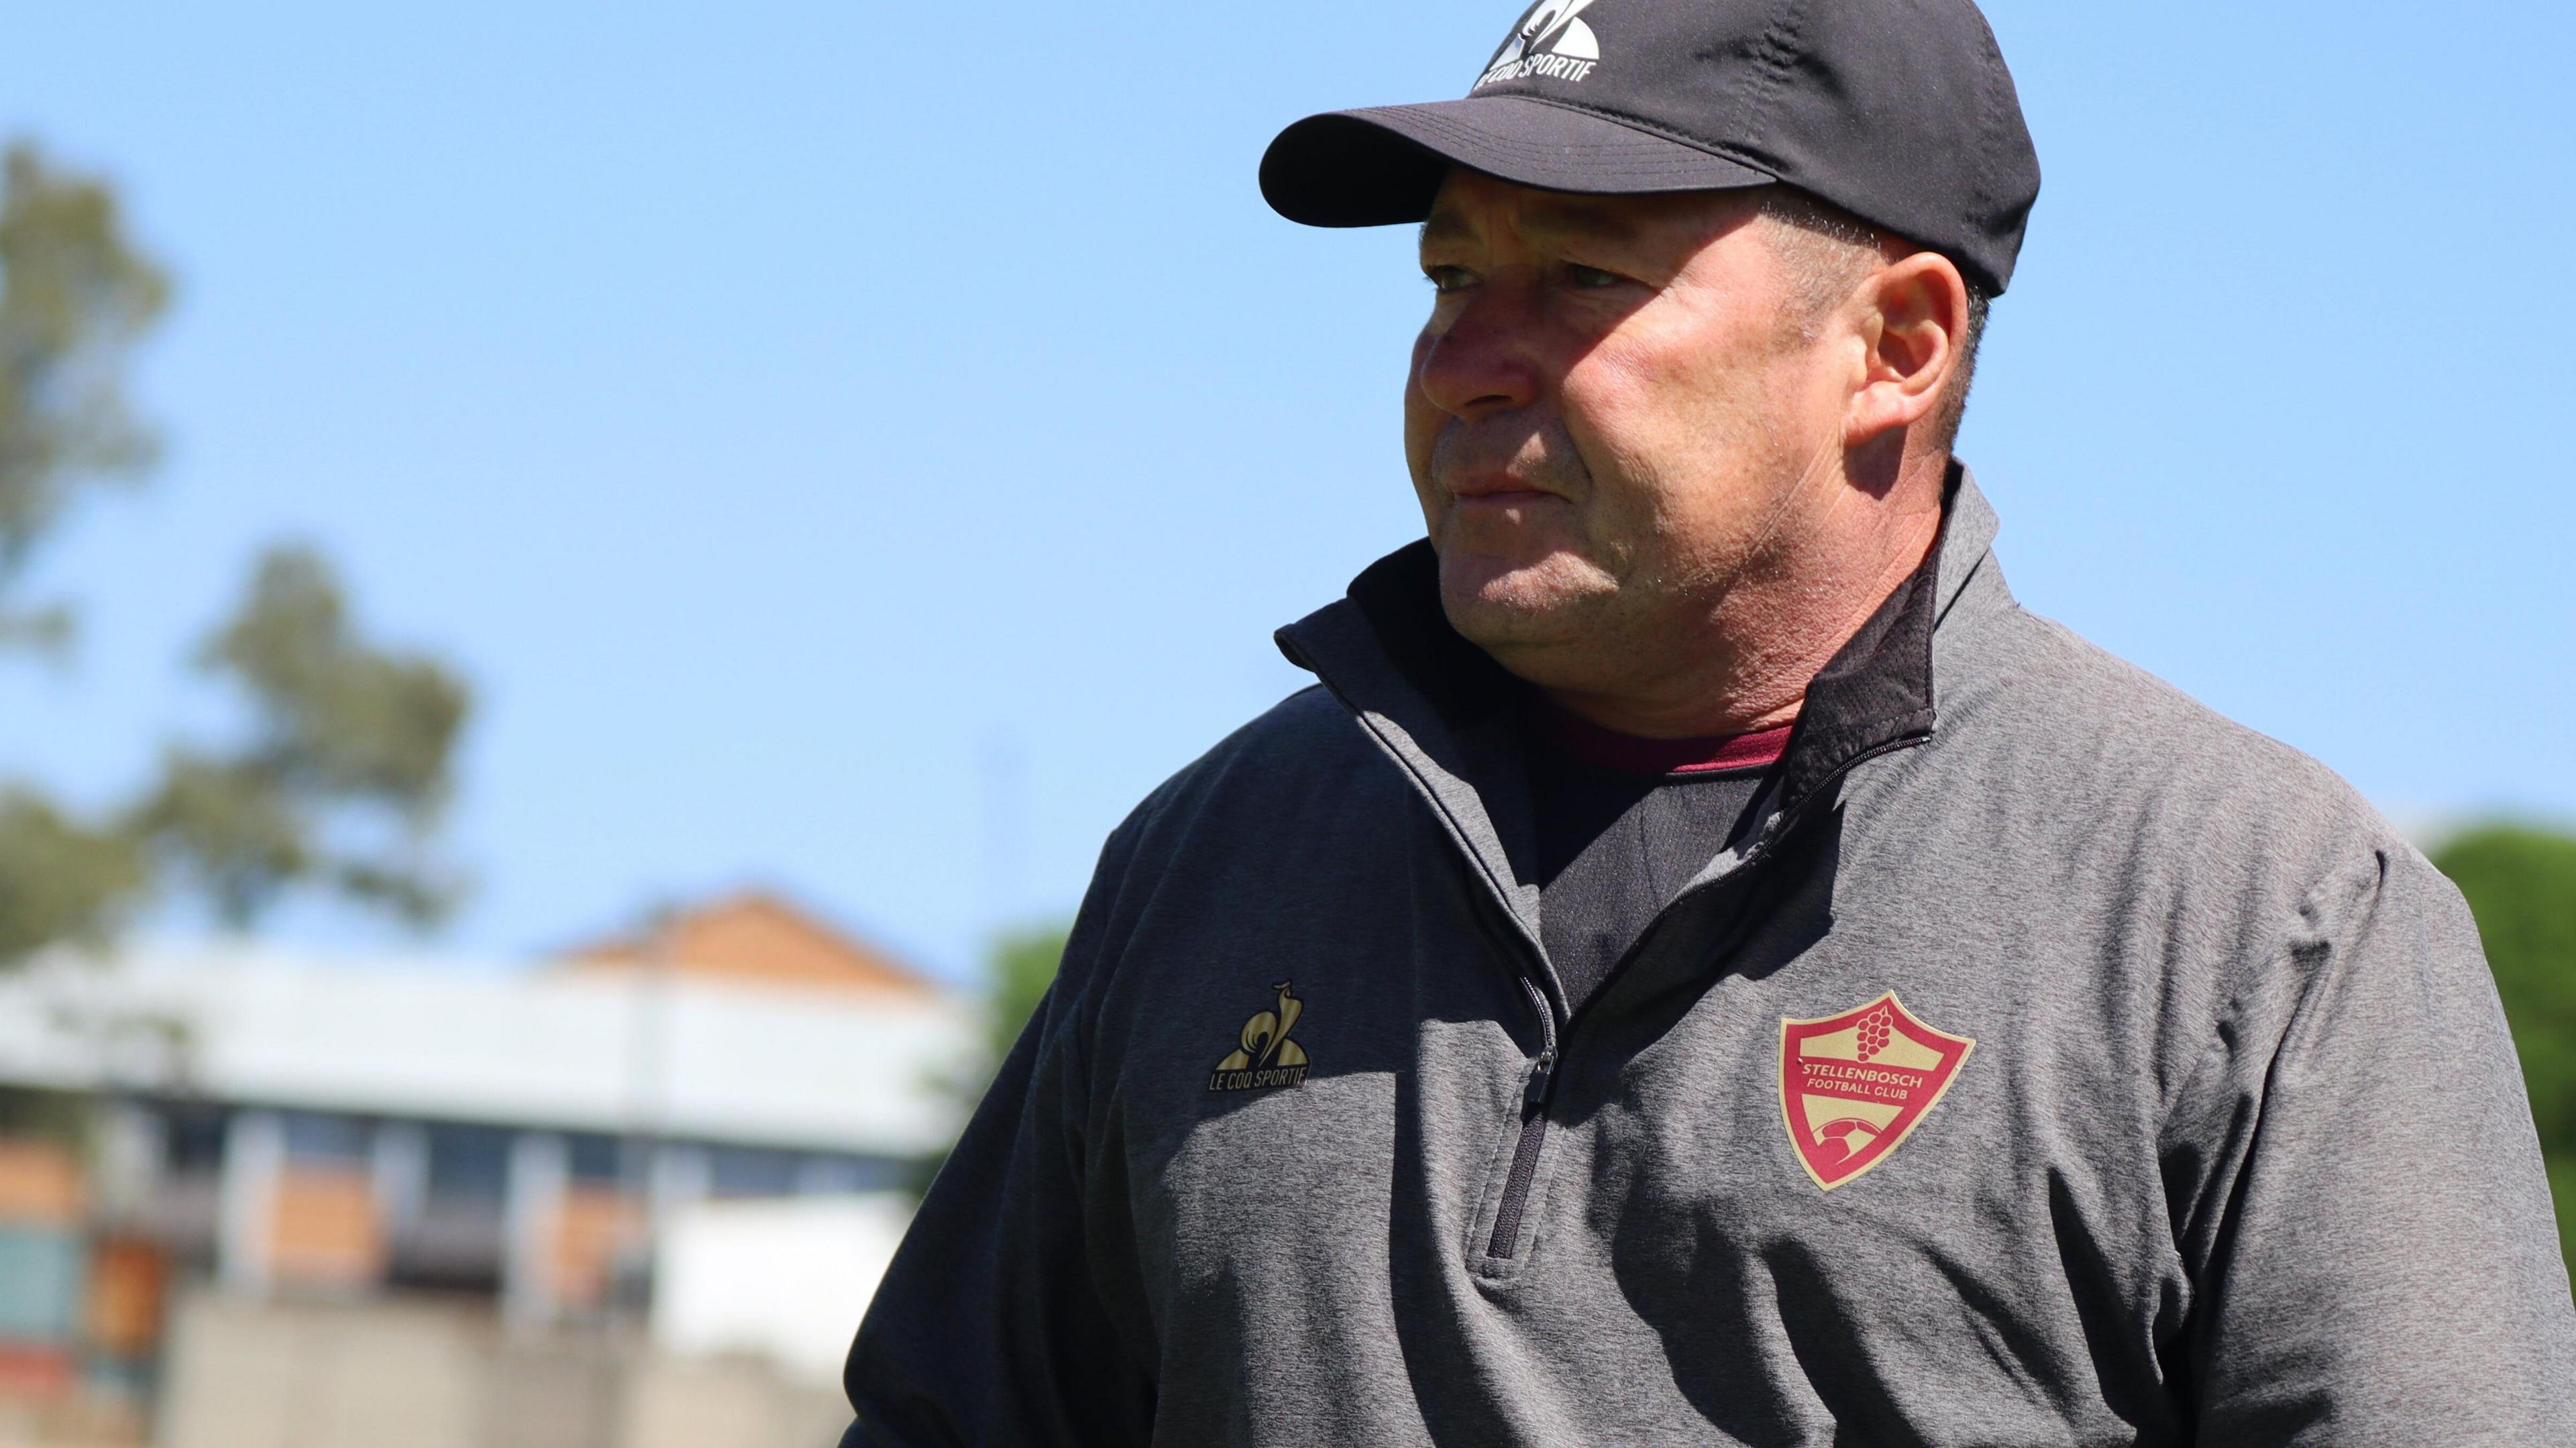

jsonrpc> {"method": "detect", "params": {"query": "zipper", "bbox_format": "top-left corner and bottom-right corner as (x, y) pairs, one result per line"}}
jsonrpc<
(1483, 974), (1556, 1257)
(1485, 979), (1558, 1259)
(1477, 738), (1927, 1262)
(1296, 641), (1933, 1265)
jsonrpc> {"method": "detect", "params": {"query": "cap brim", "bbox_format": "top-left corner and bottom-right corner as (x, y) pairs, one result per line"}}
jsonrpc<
(1260, 95), (1775, 227)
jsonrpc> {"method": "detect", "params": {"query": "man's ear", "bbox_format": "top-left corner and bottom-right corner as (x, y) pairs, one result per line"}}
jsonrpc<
(1844, 252), (1970, 447)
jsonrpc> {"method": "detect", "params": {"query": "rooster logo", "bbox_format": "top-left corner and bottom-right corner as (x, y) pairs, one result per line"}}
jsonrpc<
(1209, 981), (1311, 1092)
(1491, 0), (1602, 66)
(1476, 0), (1606, 88)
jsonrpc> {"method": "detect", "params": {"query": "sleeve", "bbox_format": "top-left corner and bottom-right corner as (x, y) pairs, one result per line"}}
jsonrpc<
(2167, 845), (2576, 1445)
(837, 838), (1157, 1447)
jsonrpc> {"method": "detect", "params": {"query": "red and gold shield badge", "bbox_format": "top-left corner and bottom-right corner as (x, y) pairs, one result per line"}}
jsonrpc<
(1778, 992), (1974, 1190)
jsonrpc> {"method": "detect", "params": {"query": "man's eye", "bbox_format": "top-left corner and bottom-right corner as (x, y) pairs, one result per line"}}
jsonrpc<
(1423, 265), (1476, 293)
(1565, 264), (1625, 288)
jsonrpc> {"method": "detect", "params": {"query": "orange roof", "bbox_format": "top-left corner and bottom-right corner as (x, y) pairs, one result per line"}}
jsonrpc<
(558, 891), (936, 998)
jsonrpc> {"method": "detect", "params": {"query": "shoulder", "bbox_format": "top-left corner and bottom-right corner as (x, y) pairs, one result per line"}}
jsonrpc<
(1934, 597), (2402, 877)
(1904, 596), (2495, 1105)
(1078, 683), (1401, 915)
(1118, 685), (1389, 842)
(1049, 684), (1417, 1034)
(1914, 596), (2462, 1007)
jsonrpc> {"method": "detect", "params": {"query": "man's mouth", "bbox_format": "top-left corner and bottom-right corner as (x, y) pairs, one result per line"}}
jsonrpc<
(1446, 474), (1560, 504)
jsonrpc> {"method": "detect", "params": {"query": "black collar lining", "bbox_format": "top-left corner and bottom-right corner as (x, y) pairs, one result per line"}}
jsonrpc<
(1320, 467), (1957, 822)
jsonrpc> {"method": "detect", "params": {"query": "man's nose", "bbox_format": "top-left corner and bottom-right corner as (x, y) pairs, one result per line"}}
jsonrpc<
(1413, 285), (1545, 423)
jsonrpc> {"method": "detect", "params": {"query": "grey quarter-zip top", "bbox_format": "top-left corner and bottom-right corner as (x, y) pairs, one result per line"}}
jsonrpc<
(843, 470), (2576, 1447)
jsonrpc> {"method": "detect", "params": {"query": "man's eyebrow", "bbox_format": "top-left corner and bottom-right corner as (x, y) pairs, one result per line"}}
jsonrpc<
(1418, 211), (1475, 249)
(1517, 201), (1643, 245)
(1417, 201), (1646, 252)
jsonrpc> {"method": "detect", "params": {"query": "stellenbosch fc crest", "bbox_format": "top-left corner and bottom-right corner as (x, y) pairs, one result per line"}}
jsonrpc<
(1476, 0), (1603, 89)
(1208, 981), (1310, 1092)
(1779, 993), (1973, 1190)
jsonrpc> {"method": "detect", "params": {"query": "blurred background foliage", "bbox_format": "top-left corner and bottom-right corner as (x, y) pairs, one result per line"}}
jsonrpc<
(980, 923), (1067, 1071)
(0, 144), (166, 655)
(0, 138), (470, 965)
(906, 920), (1069, 1198)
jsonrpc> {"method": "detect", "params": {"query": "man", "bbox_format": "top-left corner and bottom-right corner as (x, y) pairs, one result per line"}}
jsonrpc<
(843, 1), (2576, 1442)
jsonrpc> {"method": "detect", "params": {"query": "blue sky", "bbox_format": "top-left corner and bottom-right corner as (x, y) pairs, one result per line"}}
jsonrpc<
(3, 1), (2570, 983)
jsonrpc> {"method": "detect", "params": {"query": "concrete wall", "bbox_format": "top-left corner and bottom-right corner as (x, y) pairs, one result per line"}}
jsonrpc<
(622, 1361), (847, 1448)
(160, 1294), (486, 1448)
(156, 1292), (846, 1448)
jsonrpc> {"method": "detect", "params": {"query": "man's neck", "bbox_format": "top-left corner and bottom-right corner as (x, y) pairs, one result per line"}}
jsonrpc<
(1534, 489), (1943, 740)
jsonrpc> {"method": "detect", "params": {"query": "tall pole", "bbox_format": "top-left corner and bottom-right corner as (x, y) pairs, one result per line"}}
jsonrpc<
(619, 903), (675, 1334)
(979, 732), (1030, 940)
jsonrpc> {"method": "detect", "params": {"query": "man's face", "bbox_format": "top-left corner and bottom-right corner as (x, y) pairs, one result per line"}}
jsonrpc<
(1406, 170), (1859, 683)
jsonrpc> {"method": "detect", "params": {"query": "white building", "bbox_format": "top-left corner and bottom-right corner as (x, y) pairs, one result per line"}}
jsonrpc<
(0, 894), (976, 1335)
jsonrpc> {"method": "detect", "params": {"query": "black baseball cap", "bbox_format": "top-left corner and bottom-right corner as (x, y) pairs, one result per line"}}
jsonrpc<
(1260, 0), (2041, 295)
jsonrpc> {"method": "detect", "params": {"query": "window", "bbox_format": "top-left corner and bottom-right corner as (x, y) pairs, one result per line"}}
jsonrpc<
(161, 1105), (228, 1177)
(706, 1146), (800, 1199)
(566, 1133), (625, 1186)
(282, 1112), (371, 1167)
(423, 1124), (511, 1203)
(796, 1154), (906, 1194)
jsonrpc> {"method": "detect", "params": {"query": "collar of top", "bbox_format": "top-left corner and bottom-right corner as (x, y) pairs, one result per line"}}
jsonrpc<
(1275, 463), (1999, 838)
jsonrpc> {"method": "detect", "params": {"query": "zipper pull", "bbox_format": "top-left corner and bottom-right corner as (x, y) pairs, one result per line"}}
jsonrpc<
(1523, 1049), (1558, 1109)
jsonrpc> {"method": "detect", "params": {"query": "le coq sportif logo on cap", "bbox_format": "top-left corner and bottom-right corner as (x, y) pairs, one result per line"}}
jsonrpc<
(1476, 0), (1603, 89)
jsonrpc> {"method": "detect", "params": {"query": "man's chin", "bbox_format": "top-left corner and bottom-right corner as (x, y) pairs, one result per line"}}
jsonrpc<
(1434, 553), (1612, 652)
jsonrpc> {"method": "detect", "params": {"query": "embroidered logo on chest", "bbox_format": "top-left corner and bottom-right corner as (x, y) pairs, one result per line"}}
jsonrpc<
(1208, 981), (1311, 1093)
(1778, 992), (1974, 1190)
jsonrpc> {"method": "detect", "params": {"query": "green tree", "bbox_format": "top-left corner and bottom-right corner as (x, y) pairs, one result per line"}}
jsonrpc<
(981, 921), (1069, 1069)
(0, 139), (470, 964)
(1, 142), (168, 657)
(909, 920), (1069, 1195)
(2432, 825), (2576, 1272)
